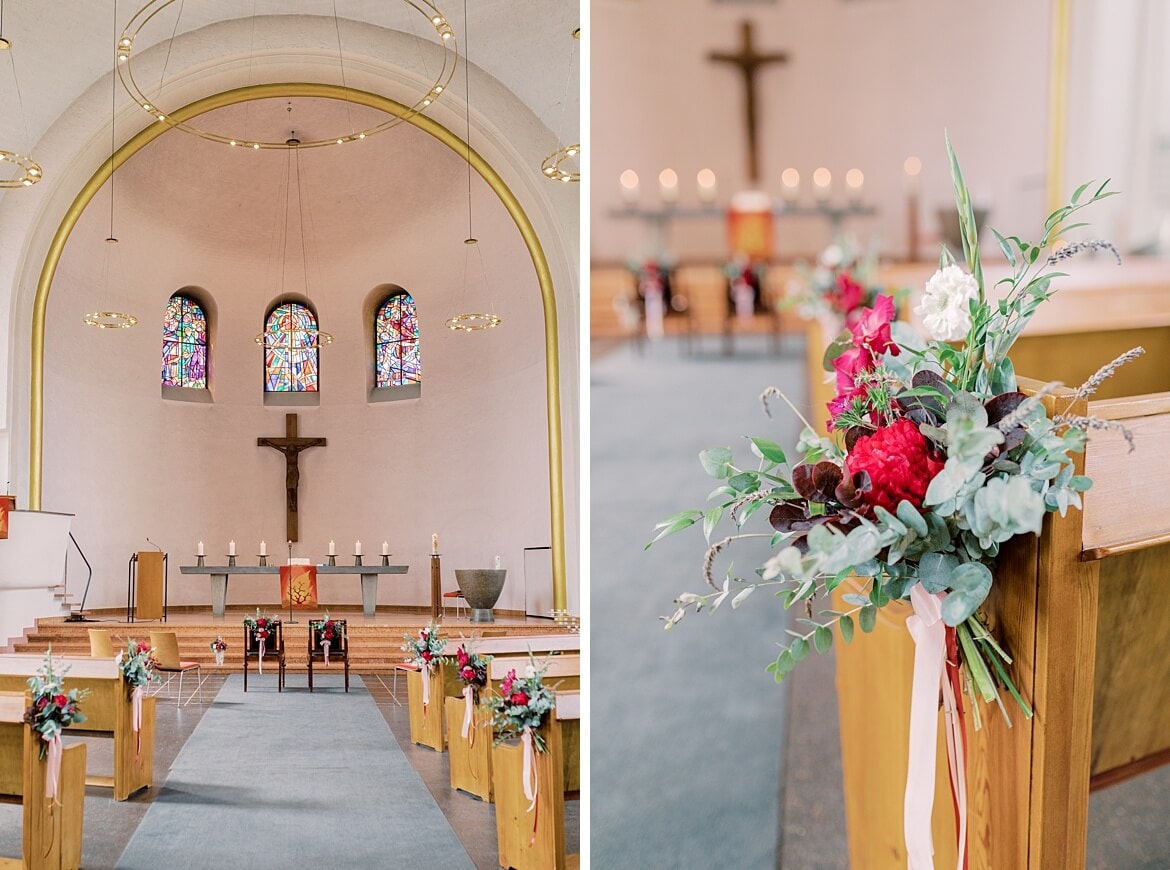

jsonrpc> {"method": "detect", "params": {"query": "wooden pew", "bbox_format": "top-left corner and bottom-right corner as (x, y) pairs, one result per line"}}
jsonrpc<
(0, 692), (86, 870)
(492, 689), (580, 870)
(834, 382), (1170, 868)
(0, 656), (154, 801)
(406, 635), (581, 753)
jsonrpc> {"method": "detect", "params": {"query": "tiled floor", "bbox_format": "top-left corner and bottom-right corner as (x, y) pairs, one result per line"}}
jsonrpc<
(0, 673), (579, 869)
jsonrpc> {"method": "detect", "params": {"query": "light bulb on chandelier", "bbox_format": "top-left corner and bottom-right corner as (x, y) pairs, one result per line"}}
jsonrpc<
(0, 3), (44, 189)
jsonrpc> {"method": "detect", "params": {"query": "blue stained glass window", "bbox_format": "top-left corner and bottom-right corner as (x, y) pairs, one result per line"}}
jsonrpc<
(375, 293), (420, 388)
(264, 302), (319, 391)
(162, 295), (208, 388)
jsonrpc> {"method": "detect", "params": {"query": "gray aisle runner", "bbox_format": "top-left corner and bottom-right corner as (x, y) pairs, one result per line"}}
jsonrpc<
(118, 674), (474, 869)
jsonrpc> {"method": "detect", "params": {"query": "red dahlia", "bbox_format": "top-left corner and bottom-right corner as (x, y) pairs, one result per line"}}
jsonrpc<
(845, 419), (944, 515)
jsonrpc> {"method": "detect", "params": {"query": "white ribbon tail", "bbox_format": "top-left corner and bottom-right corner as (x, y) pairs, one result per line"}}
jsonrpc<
(904, 584), (947, 870)
(521, 726), (539, 814)
(421, 664), (430, 711)
(462, 685), (474, 742)
(132, 685), (143, 733)
(323, 639), (330, 666)
(45, 734), (62, 801)
(258, 637), (265, 674)
(941, 669), (968, 870)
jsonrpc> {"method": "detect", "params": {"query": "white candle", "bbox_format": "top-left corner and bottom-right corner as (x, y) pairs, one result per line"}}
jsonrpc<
(260, 540), (267, 556)
(813, 167), (832, 202)
(781, 167), (800, 202)
(355, 540), (362, 556)
(658, 168), (679, 204)
(328, 539), (336, 556)
(619, 169), (639, 204)
(904, 155), (922, 194)
(228, 540), (236, 556)
(845, 168), (864, 203)
(197, 540), (204, 556)
(382, 540), (389, 556)
(432, 533), (439, 554)
(696, 168), (717, 204)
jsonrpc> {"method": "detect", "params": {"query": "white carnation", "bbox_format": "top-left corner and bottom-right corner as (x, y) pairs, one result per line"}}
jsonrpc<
(820, 244), (844, 268)
(916, 265), (979, 342)
(524, 665), (536, 679)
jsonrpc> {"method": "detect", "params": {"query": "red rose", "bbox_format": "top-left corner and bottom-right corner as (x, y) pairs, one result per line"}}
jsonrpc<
(257, 629), (268, 639)
(832, 272), (865, 314)
(848, 295), (899, 358)
(54, 694), (68, 707)
(421, 651), (432, 663)
(37, 696), (48, 709)
(845, 419), (945, 515)
(461, 666), (475, 681)
(509, 691), (529, 706)
(137, 641), (150, 653)
(456, 648), (469, 667)
(257, 618), (267, 628)
(324, 629), (334, 640)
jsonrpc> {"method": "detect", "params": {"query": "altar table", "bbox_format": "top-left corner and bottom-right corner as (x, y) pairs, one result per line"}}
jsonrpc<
(178, 564), (408, 617)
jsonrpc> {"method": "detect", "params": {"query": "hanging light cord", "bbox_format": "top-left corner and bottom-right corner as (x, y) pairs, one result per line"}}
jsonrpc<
(464, 0), (473, 242)
(3, 0), (32, 156)
(109, 0), (117, 240)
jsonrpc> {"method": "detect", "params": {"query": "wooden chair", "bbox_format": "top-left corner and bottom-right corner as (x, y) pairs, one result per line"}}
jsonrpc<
(243, 620), (285, 692)
(307, 618), (349, 693)
(149, 631), (203, 707)
(88, 629), (114, 658)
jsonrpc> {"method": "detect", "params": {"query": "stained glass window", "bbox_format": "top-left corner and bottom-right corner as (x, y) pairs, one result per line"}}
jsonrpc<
(161, 294), (208, 388)
(375, 293), (421, 388)
(264, 302), (320, 392)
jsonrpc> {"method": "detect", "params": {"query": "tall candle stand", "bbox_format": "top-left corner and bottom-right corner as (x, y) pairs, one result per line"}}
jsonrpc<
(285, 540), (297, 624)
(429, 553), (442, 620)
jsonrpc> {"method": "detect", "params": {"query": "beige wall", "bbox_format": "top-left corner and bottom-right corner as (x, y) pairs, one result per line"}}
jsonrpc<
(591, 0), (1051, 263)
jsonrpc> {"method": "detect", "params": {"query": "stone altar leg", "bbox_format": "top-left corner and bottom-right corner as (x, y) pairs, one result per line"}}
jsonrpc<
(360, 574), (378, 617)
(210, 574), (228, 617)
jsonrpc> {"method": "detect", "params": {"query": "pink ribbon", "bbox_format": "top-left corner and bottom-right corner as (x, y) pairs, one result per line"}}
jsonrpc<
(904, 584), (946, 870)
(940, 659), (968, 867)
(733, 281), (754, 320)
(462, 685), (475, 744)
(521, 726), (539, 813)
(645, 288), (665, 339)
(44, 734), (62, 802)
(421, 664), (430, 712)
(323, 639), (331, 666)
(132, 684), (144, 756)
(258, 637), (265, 674)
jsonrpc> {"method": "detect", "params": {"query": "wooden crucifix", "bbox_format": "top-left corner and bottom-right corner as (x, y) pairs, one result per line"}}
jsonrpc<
(257, 413), (326, 542)
(708, 21), (788, 183)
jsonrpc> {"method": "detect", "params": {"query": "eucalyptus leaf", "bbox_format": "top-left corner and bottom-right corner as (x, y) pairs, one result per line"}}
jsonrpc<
(859, 605), (877, 633)
(748, 437), (788, 465)
(839, 614), (854, 644)
(700, 447), (734, 479)
(813, 626), (833, 654)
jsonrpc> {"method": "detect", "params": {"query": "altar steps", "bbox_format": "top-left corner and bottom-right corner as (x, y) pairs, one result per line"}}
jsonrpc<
(17, 611), (574, 675)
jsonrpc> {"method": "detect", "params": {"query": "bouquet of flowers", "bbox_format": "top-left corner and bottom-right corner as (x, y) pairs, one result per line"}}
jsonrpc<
(401, 621), (444, 671)
(117, 639), (157, 689)
(483, 660), (556, 752)
(24, 651), (89, 760)
(443, 643), (490, 743)
(652, 138), (1138, 864)
(209, 636), (228, 653)
(784, 238), (898, 323)
(310, 613), (341, 664)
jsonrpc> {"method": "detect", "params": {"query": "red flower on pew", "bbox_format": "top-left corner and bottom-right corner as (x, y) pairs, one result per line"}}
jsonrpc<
(256, 618), (267, 629)
(54, 694), (68, 708)
(421, 651), (433, 663)
(501, 668), (517, 697)
(509, 691), (529, 707)
(456, 647), (469, 667)
(37, 696), (48, 709)
(461, 666), (476, 681)
(137, 641), (150, 653)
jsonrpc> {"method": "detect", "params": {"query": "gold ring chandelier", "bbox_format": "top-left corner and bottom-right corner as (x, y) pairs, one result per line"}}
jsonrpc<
(0, 149), (42, 188)
(116, 0), (458, 150)
(541, 144), (579, 183)
(83, 310), (139, 329)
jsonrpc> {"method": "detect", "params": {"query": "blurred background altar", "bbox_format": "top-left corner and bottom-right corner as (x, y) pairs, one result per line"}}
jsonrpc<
(590, 0), (1170, 867)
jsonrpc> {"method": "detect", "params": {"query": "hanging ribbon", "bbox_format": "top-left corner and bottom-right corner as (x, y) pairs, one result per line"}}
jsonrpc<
(940, 635), (969, 870)
(521, 726), (540, 847)
(645, 287), (665, 339)
(258, 636), (265, 674)
(132, 684), (144, 756)
(421, 664), (430, 715)
(462, 685), (475, 744)
(904, 584), (947, 870)
(323, 638), (331, 667)
(44, 733), (62, 802)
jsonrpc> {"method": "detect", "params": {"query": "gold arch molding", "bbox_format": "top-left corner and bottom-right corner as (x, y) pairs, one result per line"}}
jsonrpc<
(28, 82), (568, 609)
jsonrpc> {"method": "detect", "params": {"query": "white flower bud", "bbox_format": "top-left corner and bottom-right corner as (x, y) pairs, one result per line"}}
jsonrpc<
(916, 265), (979, 342)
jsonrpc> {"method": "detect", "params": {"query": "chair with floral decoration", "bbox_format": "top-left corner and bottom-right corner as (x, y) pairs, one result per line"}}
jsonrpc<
(242, 617), (284, 692)
(307, 617), (348, 692)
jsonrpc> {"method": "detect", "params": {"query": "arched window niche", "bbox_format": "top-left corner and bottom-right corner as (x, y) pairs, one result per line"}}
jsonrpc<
(161, 288), (214, 403)
(368, 284), (422, 403)
(262, 297), (322, 407)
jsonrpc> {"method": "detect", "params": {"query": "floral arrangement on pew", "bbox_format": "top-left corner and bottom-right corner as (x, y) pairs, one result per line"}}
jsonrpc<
(785, 238), (900, 324)
(401, 620), (444, 713)
(442, 644), (490, 746)
(484, 660), (557, 819)
(209, 636), (227, 666)
(651, 136), (1140, 867)
(117, 639), (158, 753)
(243, 612), (281, 674)
(309, 613), (341, 666)
(23, 651), (89, 800)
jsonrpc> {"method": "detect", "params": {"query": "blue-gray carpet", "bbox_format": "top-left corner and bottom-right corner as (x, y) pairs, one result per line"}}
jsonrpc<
(117, 674), (474, 869)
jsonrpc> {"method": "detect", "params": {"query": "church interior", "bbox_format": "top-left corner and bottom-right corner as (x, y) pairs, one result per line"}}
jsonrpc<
(0, 2), (579, 867)
(592, 1), (1170, 868)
